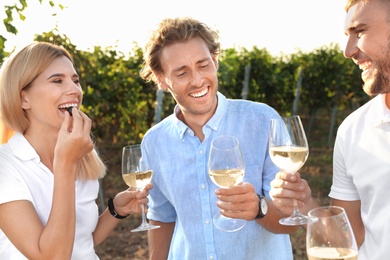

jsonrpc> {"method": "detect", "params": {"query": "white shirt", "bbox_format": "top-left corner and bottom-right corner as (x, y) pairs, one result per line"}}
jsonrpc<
(0, 133), (100, 260)
(330, 94), (390, 260)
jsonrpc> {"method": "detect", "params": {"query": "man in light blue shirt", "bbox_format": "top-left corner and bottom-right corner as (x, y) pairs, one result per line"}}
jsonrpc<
(140, 17), (298, 259)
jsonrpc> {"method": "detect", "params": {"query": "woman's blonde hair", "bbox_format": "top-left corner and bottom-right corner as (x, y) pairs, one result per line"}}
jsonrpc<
(0, 42), (106, 180)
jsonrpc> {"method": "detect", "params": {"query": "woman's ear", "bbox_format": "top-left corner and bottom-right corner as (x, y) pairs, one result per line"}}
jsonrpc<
(20, 90), (31, 110)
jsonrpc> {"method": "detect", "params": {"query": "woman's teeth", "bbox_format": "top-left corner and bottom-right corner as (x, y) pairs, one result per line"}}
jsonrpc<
(58, 104), (78, 116)
(58, 104), (78, 109)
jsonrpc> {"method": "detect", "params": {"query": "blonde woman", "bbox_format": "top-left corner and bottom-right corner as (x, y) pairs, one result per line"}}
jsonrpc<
(0, 42), (151, 259)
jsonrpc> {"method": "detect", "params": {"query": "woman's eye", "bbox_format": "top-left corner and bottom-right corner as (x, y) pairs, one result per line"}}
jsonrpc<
(53, 79), (62, 84)
(74, 79), (80, 84)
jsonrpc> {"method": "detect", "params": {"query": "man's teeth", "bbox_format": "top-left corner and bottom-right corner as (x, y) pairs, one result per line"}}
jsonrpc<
(359, 62), (370, 71)
(191, 89), (208, 98)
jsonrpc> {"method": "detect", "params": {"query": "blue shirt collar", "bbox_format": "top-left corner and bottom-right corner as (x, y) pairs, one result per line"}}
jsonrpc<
(172, 92), (227, 139)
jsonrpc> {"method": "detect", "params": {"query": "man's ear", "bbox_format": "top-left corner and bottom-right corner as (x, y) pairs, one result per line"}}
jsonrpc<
(20, 90), (31, 110)
(212, 55), (219, 71)
(156, 74), (168, 91)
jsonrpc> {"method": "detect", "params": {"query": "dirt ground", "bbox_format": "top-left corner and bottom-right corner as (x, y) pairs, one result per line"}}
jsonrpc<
(95, 215), (311, 260)
(95, 191), (327, 259)
(95, 214), (149, 259)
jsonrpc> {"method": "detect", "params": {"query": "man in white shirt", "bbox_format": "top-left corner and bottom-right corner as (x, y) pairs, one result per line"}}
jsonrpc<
(270, 1), (390, 259)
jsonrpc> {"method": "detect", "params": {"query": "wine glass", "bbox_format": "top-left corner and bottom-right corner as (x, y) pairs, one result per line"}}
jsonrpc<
(208, 135), (246, 232)
(269, 115), (309, 226)
(121, 144), (160, 232)
(306, 206), (358, 260)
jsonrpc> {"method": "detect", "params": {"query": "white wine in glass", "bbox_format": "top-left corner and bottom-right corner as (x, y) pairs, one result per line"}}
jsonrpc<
(269, 115), (309, 225)
(208, 135), (246, 232)
(306, 206), (358, 260)
(122, 144), (160, 232)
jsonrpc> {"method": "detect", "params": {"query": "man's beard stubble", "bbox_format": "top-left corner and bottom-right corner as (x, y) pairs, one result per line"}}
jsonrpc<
(365, 39), (390, 96)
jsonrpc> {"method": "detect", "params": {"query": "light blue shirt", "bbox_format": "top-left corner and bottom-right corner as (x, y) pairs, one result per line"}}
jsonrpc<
(143, 92), (293, 260)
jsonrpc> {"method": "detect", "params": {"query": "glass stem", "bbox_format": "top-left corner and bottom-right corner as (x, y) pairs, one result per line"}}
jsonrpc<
(293, 199), (300, 214)
(140, 204), (147, 224)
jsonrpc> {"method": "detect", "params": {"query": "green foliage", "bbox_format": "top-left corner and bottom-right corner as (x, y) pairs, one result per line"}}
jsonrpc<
(1, 0), (369, 150)
(294, 44), (367, 113)
(2, 0), (63, 36)
(3, 0), (28, 35)
(0, 30), (367, 150)
(0, 0), (66, 61)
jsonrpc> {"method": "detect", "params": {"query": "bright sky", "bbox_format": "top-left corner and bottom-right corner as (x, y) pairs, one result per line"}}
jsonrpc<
(1, 0), (348, 56)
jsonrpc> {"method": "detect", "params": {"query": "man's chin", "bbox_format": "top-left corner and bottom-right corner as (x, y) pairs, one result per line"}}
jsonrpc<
(362, 80), (375, 96)
(362, 69), (390, 96)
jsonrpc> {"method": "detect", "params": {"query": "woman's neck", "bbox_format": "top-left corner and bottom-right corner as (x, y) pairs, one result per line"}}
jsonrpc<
(24, 129), (57, 172)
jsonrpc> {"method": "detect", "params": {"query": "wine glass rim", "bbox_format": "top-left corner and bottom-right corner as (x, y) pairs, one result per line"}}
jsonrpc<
(123, 144), (141, 148)
(271, 115), (302, 120)
(308, 205), (345, 218)
(211, 135), (239, 150)
(213, 135), (239, 140)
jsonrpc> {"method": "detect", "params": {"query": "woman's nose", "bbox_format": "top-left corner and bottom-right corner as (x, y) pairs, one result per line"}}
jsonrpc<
(67, 81), (82, 96)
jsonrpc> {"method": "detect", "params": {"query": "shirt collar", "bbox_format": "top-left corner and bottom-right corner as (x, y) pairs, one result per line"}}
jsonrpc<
(367, 94), (390, 126)
(8, 132), (41, 162)
(172, 104), (191, 139)
(205, 92), (226, 132)
(173, 92), (227, 139)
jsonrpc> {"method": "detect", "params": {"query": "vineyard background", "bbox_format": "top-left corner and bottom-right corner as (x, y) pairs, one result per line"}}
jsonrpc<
(1, 4), (368, 258)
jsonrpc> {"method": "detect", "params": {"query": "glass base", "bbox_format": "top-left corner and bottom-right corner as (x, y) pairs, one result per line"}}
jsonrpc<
(279, 212), (308, 226)
(213, 213), (246, 232)
(131, 223), (160, 232)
